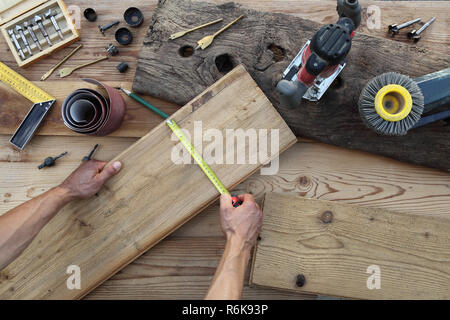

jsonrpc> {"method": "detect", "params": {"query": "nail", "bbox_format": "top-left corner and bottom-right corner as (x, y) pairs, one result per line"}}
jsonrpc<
(295, 274), (306, 287)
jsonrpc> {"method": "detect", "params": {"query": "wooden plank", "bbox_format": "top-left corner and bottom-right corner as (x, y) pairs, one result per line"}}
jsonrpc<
(84, 237), (315, 300)
(133, 0), (450, 171)
(250, 192), (450, 299)
(0, 65), (297, 299)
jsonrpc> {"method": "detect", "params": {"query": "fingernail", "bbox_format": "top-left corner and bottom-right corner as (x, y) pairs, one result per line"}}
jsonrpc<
(113, 161), (122, 171)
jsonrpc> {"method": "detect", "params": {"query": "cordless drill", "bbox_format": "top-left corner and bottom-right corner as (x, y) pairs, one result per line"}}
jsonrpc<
(277, 0), (362, 109)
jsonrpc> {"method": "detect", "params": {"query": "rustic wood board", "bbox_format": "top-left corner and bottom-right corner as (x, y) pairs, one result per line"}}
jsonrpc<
(133, 0), (450, 171)
(0, 65), (296, 299)
(250, 192), (450, 299)
(87, 142), (450, 299)
(2, 135), (449, 300)
(0, 0), (448, 300)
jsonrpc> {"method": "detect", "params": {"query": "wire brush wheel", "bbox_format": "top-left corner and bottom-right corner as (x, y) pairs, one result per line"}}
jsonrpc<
(358, 72), (424, 136)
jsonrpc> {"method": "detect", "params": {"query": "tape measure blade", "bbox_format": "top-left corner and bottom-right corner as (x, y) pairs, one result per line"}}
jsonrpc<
(0, 62), (55, 103)
(166, 119), (230, 196)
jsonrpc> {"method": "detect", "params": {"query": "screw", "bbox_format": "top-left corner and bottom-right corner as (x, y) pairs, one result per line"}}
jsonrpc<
(408, 17), (436, 42)
(8, 29), (25, 60)
(24, 21), (42, 51)
(34, 15), (52, 46)
(295, 274), (306, 287)
(98, 21), (119, 36)
(44, 9), (64, 40)
(320, 210), (334, 224)
(16, 25), (32, 56)
(388, 18), (421, 36)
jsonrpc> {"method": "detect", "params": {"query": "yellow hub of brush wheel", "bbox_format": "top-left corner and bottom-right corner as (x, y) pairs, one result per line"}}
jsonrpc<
(374, 84), (413, 122)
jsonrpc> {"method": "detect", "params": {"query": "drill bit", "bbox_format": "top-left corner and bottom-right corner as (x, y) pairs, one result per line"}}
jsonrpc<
(82, 144), (99, 162)
(408, 17), (436, 42)
(24, 21), (42, 51)
(45, 9), (64, 40)
(38, 152), (68, 169)
(8, 29), (25, 60)
(16, 25), (32, 56)
(34, 15), (52, 46)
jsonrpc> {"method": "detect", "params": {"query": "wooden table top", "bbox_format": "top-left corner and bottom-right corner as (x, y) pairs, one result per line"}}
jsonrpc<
(0, 0), (449, 299)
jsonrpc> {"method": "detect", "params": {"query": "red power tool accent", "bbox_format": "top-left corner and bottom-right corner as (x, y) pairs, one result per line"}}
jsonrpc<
(276, 0), (361, 108)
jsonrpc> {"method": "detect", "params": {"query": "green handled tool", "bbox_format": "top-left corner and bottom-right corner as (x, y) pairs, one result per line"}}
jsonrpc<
(119, 88), (169, 119)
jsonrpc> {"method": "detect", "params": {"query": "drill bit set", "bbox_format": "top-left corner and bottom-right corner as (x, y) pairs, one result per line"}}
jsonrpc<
(0, 0), (80, 67)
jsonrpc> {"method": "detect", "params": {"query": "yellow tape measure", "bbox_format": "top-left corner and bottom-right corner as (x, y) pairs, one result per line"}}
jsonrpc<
(166, 119), (231, 195)
(0, 61), (55, 103)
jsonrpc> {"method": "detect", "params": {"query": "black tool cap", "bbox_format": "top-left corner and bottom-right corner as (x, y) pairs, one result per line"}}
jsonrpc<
(84, 8), (97, 22)
(124, 7), (143, 27)
(115, 27), (133, 45)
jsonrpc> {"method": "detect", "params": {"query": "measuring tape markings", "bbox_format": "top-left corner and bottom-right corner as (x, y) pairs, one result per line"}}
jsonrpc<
(166, 118), (231, 196)
(0, 62), (55, 103)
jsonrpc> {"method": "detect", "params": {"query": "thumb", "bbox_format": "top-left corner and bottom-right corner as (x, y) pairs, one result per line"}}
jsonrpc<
(97, 161), (122, 183)
(220, 193), (233, 209)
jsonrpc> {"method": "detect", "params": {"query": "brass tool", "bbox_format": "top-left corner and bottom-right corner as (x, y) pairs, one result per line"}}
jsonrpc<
(41, 44), (83, 81)
(196, 15), (244, 50)
(59, 56), (108, 78)
(169, 18), (223, 40)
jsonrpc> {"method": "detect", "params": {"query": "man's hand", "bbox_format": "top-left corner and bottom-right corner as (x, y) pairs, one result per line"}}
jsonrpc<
(59, 160), (122, 200)
(219, 193), (263, 250)
(205, 194), (263, 300)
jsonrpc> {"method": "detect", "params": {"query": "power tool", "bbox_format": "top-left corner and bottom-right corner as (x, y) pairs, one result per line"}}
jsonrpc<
(277, 0), (362, 109)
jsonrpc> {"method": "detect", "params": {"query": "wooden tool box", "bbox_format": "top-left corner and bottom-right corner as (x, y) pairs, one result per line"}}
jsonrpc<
(0, 0), (80, 67)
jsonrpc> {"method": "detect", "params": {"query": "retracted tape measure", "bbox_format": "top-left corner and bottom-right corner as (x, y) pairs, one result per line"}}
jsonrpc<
(0, 61), (56, 150)
(166, 119), (242, 207)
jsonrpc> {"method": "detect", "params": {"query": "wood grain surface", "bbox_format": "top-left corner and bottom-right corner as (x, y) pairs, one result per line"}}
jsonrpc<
(0, 66), (297, 299)
(133, 0), (450, 171)
(0, 0), (448, 300)
(250, 192), (450, 299)
(1, 136), (449, 299)
(87, 141), (450, 299)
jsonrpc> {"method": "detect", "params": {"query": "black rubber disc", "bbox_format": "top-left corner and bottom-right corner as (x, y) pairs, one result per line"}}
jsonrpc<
(115, 27), (133, 45)
(124, 7), (143, 27)
(83, 8), (97, 22)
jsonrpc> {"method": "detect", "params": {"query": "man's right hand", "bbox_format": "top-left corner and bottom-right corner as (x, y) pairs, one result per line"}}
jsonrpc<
(219, 193), (263, 250)
(59, 160), (122, 200)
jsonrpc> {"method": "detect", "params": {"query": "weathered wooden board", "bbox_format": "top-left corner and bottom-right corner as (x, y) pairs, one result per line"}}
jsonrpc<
(134, 0), (450, 171)
(2, 134), (449, 299)
(250, 192), (450, 299)
(87, 141), (450, 299)
(0, 66), (296, 299)
(85, 237), (315, 300)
